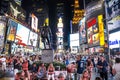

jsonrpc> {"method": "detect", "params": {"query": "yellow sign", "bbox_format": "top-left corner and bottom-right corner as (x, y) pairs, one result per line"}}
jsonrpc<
(98, 15), (105, 46)
(7, 34), (15, 41)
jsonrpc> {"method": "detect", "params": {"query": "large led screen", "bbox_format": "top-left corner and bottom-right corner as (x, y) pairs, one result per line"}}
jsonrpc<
(108, 16), (120, 31)
(109, 31), (120, 49)
(70, 33), (79, 46)
(87, 18), (100, 47)
(79, 17), (86, 44)
(28, 31), (38, 47)
(106, 0), (120, 19)
(15, 24), (30, 45)
(31, 14), (38, 32)
(85, 0), (104, 20)
(0, 21), (6, 51)
(8, 0), (26, 21)
(7, 19), (17, 41)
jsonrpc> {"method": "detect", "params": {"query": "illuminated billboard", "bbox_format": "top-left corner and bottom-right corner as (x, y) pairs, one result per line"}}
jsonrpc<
(15, 24), (30, 46)
(70, 33), (79, 47)
(0, 20), (6, 51)
(109, 31), (120, 49)
(28, 31), (38, 47)
(7, 19), (18, 41)
(86, 1), (104, 47)
(8, 0), (26, 21)
(87, 18), (100, 47)
(79, 17), (86, 44)
(107, 16), (120, 31)
(31, 14), (38, 32)
(85, 0), (104, 20)
(106, 0), (120, 19)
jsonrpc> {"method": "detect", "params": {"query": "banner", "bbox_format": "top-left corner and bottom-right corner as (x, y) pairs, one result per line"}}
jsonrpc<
(85, 0), (104, 20)
(15, 24), (30, 46)
(106, 0), (120, 19)
(87, 18), (100, 47)
(0, 21), (6, 52)
(7, 19), (18, 41)
(31, 14), (38, 32)
(8, 0), (26, 21)
(98, 15), (105, 46)
(107, 16), (120, 31)
(28, 31), (38, 47)
(86, 1), (104, 47)
(79, 17), (86, 44)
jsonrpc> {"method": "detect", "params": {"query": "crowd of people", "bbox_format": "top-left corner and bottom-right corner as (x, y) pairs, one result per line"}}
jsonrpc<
(66, 54), (120, 80)
(0, 52), (120, 80)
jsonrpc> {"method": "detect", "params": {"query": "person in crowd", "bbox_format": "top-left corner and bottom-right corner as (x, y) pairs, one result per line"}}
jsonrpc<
(80, 69), (90, 80)
(7, 56), (13, 71)
(47, 63), (55, 80)
(86, 58), (93, 79)
(65, 56), (69, 66)
(66, 62), (76, 80)
(94, 56), (98, 72)
(0, 56), (6, 71)
(97, 55), (108, 80)
(22, 58), (30, 80)
(36, 63), (46, 79)
(58, 73), (65, 80)
(14, 60), (22, 75)
(95, 77), (102, 80)
(13, 56), (19, 75)
(15, 70), (25, 80)
(76, 55), (85, 80)
(112, 57), (120, 80)
(31, 63), (38, 75)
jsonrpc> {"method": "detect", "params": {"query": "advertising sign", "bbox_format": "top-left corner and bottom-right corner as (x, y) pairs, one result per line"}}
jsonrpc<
(8, 0), (26, 21)
(107, 16), (120, 31)
(98, 15), (105, 46)
(106, 0), (120, 19)
(109, 31), (120, 49)
(7, 19), (18, 41)
(85, 0), (104, 20)
(86, 1), (104, 47)
(39, 36), (44, 49)
(28, 31), (38, 47)
(41, 49), (54, 63)
(87, 18), (100, 47)
(15, 24), (30, 45)
(70, 33), (79, 46)
(0, 21), (6, 51)
(31, 14), (38, 32)
(79, 17), (86, 44)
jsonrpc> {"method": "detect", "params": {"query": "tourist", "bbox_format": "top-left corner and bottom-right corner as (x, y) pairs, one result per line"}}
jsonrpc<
(97, 55), (108, 80)
(80, 69), (90, 80)
(47, 63), (55, 80)
(112, 57), (120, 80)
(36, 63), (46, 79)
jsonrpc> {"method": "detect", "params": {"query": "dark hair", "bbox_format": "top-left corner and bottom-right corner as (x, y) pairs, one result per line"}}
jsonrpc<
(95, 77), (102, 80)
(115, 57), (120, 63)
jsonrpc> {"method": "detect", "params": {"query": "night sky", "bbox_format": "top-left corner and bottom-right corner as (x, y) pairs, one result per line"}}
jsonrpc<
(21, 0), (93, 50)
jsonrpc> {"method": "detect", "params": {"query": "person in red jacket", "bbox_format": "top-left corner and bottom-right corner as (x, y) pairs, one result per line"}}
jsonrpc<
(22, 58), (30, 80)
